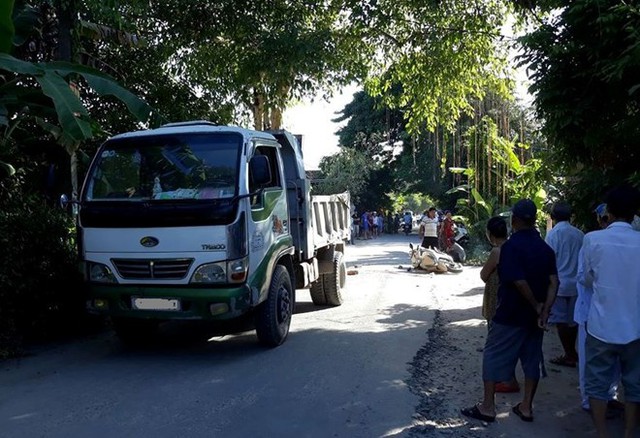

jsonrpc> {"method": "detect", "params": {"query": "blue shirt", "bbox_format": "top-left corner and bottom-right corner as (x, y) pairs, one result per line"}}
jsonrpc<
(493, 228), (558, 327)
(545, 221), (584, 297)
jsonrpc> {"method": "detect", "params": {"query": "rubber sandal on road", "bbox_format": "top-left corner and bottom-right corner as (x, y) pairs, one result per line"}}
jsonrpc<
(512, 403), (534, 422)
(461, 404), (496, 423)
(549, 355), (577, 368)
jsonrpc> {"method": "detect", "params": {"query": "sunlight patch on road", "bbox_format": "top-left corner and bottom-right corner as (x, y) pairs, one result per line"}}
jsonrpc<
(382, 423), (417, 437)
(448, 318), (485, 328)
(10, 412), (36, 420)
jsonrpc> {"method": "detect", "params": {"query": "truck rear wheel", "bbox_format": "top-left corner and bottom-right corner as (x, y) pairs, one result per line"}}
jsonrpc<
(255, 265), (294, 347)
(112, 317), (159, 346)
(324, 251), (346, 306)
(310, 277), (327, 305)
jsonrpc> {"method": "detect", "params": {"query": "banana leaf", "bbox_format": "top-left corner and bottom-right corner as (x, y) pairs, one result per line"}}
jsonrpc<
(0, 0), (15, 53)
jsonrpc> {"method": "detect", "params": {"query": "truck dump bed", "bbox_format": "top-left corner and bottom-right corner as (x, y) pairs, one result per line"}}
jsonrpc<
(309, 192), (351, 249)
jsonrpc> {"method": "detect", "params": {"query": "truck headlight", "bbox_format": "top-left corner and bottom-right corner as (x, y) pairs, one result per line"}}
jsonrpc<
(191, 262), (226, 283)
(88, 263), (117, 283)
(190, 257), (248, 284)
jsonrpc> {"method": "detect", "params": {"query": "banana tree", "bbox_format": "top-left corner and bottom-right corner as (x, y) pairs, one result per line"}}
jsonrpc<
(1, 1), (160, 192)
(0, 53), (159, 191)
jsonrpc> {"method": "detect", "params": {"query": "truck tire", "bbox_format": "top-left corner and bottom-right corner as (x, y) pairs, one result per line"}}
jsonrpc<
(112, 317), (159, 346)
(324, 251), (346, 306)
(255, 265), (294, 347)
(309, 277), (327, 305)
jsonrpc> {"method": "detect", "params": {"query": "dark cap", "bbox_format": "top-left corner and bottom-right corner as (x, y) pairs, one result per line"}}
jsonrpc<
(512, 199), (537, 220)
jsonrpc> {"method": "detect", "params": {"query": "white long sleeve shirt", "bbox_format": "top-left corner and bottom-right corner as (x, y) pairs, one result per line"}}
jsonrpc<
(579, 222), (640, 344)
(545, 221), (584, 297)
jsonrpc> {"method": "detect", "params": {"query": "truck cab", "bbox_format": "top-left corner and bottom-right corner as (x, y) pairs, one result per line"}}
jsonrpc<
(74, 121), (349, 347)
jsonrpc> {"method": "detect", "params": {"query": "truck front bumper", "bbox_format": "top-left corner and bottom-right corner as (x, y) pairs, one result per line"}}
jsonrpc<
(86, 283), (256, 321)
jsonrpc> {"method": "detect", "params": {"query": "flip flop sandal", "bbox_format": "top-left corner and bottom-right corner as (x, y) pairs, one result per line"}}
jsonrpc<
(461, 404), (496, 423)
(512, 403), (534, 422)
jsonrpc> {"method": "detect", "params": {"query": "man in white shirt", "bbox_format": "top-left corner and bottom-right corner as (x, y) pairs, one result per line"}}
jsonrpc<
(545, 202), (584, 368)
(579, 185), (640, 438)
(574, 204), (620, 413)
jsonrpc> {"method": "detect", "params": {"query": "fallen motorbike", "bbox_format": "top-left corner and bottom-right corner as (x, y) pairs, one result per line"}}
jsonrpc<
(409, 243), (463, 274)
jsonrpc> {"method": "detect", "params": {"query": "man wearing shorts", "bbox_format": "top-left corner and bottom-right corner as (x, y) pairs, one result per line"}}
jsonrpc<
(580, 185), (640, 438)
(574, 204), (621, 413)
(545, 202), (584, 368)
(462, 199), (558, 423)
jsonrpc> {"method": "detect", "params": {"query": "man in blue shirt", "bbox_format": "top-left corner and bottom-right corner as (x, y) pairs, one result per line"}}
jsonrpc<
(462, 199), (558, 424)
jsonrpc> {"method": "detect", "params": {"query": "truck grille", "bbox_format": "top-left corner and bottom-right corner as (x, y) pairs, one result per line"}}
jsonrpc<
(112, 258), (194, 280)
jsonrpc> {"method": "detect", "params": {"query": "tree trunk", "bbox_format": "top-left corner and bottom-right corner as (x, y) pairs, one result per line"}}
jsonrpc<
(253, 90), (264, 131)
(269, 107), (282, 130)
(55, 0), (75, 62)
(55, 0), (77, 196)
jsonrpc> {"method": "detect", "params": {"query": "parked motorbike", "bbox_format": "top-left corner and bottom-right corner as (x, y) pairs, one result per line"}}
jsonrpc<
(409, 243), (463, 273)
(445, 222), (469, 263)
(453, 223), (470, 246)
(447, 241), (466, 264)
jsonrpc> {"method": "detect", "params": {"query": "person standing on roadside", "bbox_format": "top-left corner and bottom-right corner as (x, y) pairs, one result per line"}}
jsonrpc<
(574, 204), (622, 415)
(480, 215), (520, 393)
(440, 210), (456, 251)
(580, 185), (640, 438)
(462, 199), (558, 424)
(361, 211), (370, 240)
(420, 207), (439, 249)
(545, 202), (584, 368)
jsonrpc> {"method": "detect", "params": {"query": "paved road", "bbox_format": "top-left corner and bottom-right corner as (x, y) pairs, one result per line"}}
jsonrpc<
(0, 233), (442, 438)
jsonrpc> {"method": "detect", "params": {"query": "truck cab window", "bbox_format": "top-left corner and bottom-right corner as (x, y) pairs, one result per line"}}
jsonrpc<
(250, 145), (281, 207)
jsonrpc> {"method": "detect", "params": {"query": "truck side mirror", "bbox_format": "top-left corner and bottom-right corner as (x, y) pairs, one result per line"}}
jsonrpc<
(60, 193), (70, 209)
(249, 154), (272, 187)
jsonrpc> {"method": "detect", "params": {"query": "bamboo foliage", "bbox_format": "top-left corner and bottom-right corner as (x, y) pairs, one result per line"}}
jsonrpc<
(443, 94), (545, 216)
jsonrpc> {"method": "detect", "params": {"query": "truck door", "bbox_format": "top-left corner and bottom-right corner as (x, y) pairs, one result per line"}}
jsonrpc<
(247, 143), (290, 276)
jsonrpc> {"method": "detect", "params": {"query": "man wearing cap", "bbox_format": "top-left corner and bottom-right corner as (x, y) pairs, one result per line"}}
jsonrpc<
(545, 202), (584, 368)
(580, 185), (640, 438)
(462, 199), (558, 423)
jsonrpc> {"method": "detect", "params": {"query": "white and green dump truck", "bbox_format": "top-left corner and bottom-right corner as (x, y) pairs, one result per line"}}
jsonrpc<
(70, 121), (350, 347)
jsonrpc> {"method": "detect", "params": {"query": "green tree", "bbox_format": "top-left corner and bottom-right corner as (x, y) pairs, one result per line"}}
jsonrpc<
(518, 0), (640, 223)
(357, 0), (514, 134)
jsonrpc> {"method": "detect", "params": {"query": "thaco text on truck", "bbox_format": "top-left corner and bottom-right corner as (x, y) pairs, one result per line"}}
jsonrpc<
(64, 121), (351, 347)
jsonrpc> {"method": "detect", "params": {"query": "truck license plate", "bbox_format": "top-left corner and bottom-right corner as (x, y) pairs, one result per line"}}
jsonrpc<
(132, 297), (180, 311)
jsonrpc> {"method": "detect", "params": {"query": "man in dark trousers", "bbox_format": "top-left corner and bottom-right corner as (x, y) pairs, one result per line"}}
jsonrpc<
(462, 199), (558, 423)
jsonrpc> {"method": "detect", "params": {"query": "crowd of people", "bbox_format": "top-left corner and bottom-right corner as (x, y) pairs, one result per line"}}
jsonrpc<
(463, 185), (640, 438)
(350, 207), (460, 251)
(350, 210), (402, 242)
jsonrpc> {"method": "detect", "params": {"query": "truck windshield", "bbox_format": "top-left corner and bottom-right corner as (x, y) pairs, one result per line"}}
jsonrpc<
(84, 133), (241, 202)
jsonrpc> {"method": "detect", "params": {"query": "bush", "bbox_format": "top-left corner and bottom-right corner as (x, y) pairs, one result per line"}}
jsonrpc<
(0, 174), (92, 358)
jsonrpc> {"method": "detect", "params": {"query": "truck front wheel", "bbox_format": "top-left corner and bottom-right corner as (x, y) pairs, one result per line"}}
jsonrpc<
(255, 265), (294, 347)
